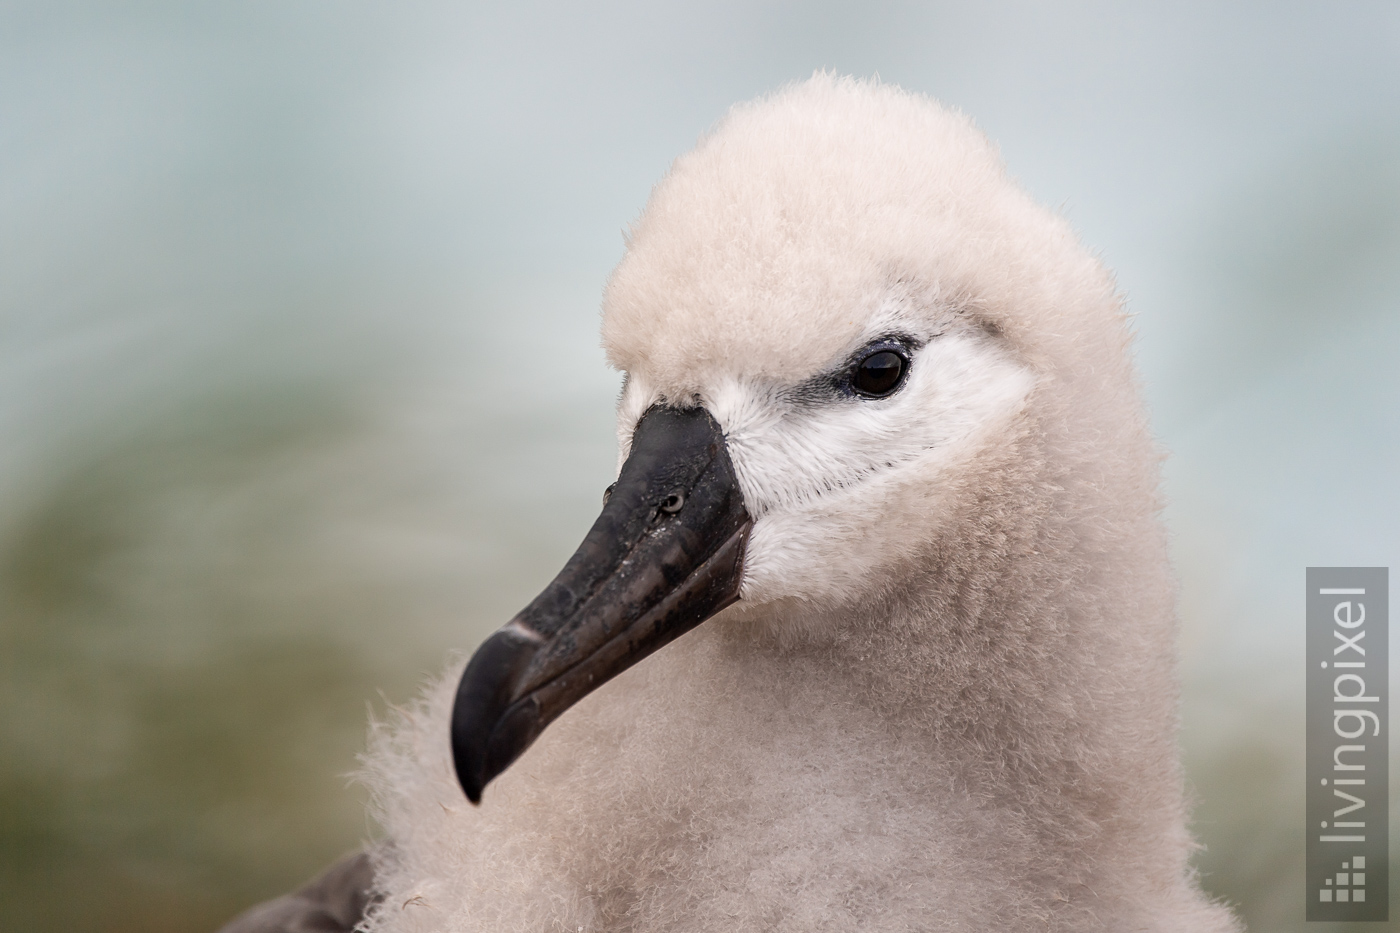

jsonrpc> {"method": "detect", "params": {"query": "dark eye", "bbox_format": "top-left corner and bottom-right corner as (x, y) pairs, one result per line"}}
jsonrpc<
(851, 349), (908, 398)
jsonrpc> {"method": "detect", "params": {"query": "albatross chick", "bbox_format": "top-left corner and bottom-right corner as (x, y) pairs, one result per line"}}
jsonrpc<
(350, 75), (1237, 933)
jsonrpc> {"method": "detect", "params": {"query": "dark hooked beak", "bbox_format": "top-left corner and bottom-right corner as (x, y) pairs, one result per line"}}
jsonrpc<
(450, 405), (752, 803)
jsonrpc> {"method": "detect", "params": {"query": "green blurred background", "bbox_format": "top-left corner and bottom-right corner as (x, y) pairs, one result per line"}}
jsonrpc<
(1, 3), (1396, 931)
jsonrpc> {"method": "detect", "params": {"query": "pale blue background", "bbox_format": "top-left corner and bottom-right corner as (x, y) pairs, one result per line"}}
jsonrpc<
(2, 3), (1396, 931)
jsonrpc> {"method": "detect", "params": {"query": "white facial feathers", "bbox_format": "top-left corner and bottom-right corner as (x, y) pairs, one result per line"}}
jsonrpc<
(724, 331), (1032, 607)
(614, 311), (1034, 609)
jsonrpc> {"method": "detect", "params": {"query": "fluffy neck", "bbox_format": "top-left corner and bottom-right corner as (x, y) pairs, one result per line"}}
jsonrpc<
(717, 410), (1188, 902)
(359, 413), (1233, 933)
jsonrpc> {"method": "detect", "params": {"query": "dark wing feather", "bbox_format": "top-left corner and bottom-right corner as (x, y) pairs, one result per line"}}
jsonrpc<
(216, 850), (379, 933)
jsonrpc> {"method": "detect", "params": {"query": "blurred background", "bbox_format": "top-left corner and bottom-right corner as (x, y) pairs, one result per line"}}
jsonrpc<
(1, 2), (1396, 931)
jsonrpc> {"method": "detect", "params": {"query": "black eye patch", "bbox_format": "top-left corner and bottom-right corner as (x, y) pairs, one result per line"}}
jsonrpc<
(781, 335), (921, 406)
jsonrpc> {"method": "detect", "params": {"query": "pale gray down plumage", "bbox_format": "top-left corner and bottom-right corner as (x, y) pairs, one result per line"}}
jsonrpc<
(232, 74), (1244, 933)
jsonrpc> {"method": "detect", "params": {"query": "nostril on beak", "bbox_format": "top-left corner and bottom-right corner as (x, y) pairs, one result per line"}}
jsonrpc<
(659, 490), (686, 514)
(603, 483), (616, 505)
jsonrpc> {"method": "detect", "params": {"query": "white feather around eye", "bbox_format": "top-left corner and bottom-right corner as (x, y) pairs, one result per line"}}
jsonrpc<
(726, 336), (1033, 606)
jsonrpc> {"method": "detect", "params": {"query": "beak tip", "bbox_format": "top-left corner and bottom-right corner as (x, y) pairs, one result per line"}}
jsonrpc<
(450, 629), (539, 804)
(452, 691), (542, 805)
(454, 744), (512, 805)
(451, 746), (484, 804)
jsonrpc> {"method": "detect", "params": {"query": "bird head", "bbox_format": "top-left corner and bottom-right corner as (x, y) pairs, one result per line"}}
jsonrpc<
(450, 75), (1127, 803)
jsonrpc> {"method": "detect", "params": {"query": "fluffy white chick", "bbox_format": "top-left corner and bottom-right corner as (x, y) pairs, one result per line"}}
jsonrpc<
(358, 74), (1240, 933)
